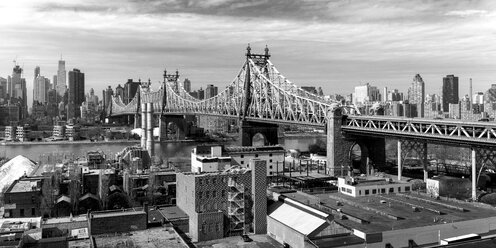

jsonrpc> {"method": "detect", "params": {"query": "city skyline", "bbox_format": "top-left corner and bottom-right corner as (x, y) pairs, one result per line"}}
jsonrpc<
(1, 0), (496, 105)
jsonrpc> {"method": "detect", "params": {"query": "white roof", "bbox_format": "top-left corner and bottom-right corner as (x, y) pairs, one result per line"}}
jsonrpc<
(269, 202), (328, 236)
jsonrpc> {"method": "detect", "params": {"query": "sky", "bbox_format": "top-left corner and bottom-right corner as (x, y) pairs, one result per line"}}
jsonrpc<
(1, 0), (496, 106)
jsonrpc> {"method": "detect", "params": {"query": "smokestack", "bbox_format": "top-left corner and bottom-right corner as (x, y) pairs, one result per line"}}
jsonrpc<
(146, 102), (154, 157)
(141, 103), (147, 148)
(469, 78), (473, 110)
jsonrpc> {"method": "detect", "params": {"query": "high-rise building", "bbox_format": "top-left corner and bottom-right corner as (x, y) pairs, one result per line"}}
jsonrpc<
(115, 84), (124, 100)
(442, 75), (459, 112)
(205, 84), (218, 99)
(34, 66), (40, 79)
(56, 59), (67, 96)
(10, 65), (27, 118)
(387, 89), (403, 102)
(33, 76), (50, 104)
(353, 83), (381, 105)
(485, 84), (496, 103)
(67, 68), (85, 119)
(383, 87), (388, 102)
(183, 78), (191, 93)
(407, 74), (425, 117)
(53, 75), (57, 90)
(103, 86), (114, 114)
(0, 77), (7, 100)
(473, 92), (484, 105)
(124, 79), (140, 104)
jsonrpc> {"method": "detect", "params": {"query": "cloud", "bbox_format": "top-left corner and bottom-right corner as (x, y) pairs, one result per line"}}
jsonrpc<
(1, 0), (496, 104)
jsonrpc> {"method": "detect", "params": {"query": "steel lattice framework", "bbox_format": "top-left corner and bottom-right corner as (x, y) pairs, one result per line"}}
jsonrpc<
(109, 49), (352, 127)
(343, 116), (496, 146)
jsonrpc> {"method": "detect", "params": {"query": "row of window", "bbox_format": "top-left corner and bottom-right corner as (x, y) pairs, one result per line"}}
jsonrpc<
(199, 177), (225, 185)
(199, 190), (226, 199)
(240, 153), (274, 158)
(200, 222), (221, 234)
(199, 202), (227, 212)
(240, 159), (275, 165)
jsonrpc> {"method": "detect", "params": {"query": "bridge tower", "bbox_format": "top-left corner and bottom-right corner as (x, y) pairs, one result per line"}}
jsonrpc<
(326, 106), (386, 176)
(239, 44), (279, 146)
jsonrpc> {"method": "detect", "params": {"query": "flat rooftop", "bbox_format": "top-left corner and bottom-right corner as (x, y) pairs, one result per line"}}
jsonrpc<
(159, 206), (188, 221)
(282, 191), (496, 234)
(8, 180), (41, 193)
(94, 226), (186, 248)
(279, 171), (335, 182)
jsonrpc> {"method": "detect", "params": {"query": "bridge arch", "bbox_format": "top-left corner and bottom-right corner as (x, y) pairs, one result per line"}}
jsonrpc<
(349, 142), (369, 175)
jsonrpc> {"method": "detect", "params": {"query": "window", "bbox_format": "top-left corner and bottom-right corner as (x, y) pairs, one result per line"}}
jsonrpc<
(216, 223), (220, 232)
(199, 179), (203, 185)
(205, 179), (209, 184)
(269, 153), (273, 157)
(341, 187), (346, 192)
(214, 202), (218, 209)
(269, 165), (273, 169)
(365, 190), (369, 195)
(389, 187), (394, 193)
(222, 190), (226, 197)
(269, 159), (273, 163)
(212, 190), (217, 198)
(241, 155), (244, 158)
(398, 187), (401, 192)
(405, 186), (410, 191)
(205, 191), (210, 198)
(213, 178), (217, 184)
(359, 190), (361, 195)
(198, 191), (203, 199)
(381, 188), (386, 194)
(255, 154), (259, 158)
(372, 189), (377, 194)
(346, 188), (352, 194)
(31, 208), (35, 216)
(200, 204), (205, 212)
(241, 161), (244, 165)
(270, 172), (273, 175)
(20, 209), (25, 217)
(202, 224), (207, 234)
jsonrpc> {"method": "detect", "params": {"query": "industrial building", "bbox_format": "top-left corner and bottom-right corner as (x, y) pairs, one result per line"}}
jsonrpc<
(176, 160), (267, 242)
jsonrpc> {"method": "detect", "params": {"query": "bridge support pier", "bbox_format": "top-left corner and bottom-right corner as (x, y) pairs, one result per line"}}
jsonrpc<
(239, 120), (278, 146)
(159, 115), (189, 141)
(141, 103), (147, 148)
(472, 148), (476, 201)
(146, 103), (154, 157)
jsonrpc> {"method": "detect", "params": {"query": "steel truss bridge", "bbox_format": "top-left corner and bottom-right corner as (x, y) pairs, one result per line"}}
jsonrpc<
(108, 45), (351, 126)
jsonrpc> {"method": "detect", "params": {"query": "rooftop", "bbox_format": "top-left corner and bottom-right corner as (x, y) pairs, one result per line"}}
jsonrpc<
(223, 145), (285, 153)
(159, 206), (188, 221)
(282, 191), (496, 234)
(7, 179), (42, 193)
(94, 226), (187, 248)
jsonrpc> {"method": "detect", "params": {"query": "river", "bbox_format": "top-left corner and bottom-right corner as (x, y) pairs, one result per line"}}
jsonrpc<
(1, 135), (326, 161)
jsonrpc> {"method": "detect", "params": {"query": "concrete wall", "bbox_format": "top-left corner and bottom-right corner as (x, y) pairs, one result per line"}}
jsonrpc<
(268, 216), (305, 248)
(90, 212), (147, 235)
(230, 151), (284, 177)
(197, 211), (224, 242)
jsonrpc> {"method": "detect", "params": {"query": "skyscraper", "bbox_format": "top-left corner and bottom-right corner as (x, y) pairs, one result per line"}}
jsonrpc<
(33, 76), (50, 104)
(0, 77), (7, 100)
(10, 65), (27, 118)
(407, 74), (425, 117)
(442, 75), (459, 112)
(124, 79), (140, 104)
(205, 84), (218, 99)
(56, 59), (67, 96)
(67, 68), (85, 119)
(183, 78), (191, 93)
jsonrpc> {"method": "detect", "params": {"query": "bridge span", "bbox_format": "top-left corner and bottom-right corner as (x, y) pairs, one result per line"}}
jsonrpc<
(107, 46), (496, 201)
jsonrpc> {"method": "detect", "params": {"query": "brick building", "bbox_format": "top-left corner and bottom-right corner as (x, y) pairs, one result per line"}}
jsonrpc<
(176, 160), (267, 242)
(3, 177), (43, 218)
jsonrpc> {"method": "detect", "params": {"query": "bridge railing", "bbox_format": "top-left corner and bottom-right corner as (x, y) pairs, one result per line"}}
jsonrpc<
(343, 116), (496, 145)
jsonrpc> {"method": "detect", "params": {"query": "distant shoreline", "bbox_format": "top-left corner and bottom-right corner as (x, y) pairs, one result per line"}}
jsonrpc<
(1, 139), (200, 146)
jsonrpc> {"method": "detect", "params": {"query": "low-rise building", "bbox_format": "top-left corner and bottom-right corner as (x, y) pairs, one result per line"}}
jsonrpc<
(191, 145), (284, 176)
(337, 176), (412, 197)
(4, 178), (43, 218)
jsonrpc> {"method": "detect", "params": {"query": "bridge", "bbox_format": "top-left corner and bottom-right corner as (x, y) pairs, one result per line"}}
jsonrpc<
(108, 45), (496, 200)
